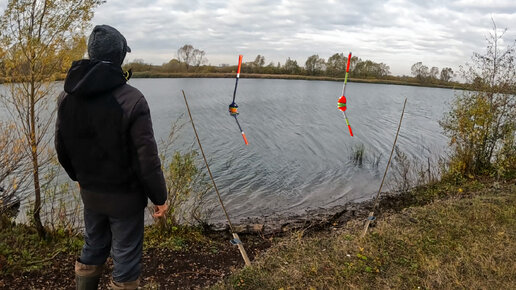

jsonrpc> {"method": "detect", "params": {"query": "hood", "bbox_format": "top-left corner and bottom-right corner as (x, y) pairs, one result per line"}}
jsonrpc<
(64, 59), (127, 97)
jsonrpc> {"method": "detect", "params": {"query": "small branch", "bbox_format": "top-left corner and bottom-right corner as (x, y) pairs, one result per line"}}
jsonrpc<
(173, 270), (222, 276)
(26, 249), (63, 266)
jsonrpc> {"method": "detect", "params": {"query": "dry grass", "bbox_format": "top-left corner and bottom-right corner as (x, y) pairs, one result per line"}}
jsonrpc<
(214, 181), (516, 289)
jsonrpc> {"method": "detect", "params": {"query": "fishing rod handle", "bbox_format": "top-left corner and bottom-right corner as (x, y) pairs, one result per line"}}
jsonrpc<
(233, 232), (251, 266)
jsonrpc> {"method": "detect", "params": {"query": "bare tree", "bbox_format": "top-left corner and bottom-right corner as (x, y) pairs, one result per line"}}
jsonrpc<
(253, 55), (265, 67)
(192, 49), (207, 68)
(429, 66), (439, 80)
(177, 44), (195, 71)
(411, 62), (429, 81)
(0, 0), (102, 237)
(440, 67), (454, 82)
(177, 44), (207, 71)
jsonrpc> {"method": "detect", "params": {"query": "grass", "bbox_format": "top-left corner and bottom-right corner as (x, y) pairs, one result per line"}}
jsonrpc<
(0, 220), (83, 274)
(350, 144), (365, 167)
(214, 179), (516, 289)
(2, 176), (514, 289)
(0, 216), (210, 276)
(144, 223), (209, 251)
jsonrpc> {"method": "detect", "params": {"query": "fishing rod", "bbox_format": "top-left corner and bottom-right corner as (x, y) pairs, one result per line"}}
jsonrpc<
(337, 52), (354, 136)
(361, 98), (407, 238)
(228, 55), (249, 145)
(182, 90), (251, 267)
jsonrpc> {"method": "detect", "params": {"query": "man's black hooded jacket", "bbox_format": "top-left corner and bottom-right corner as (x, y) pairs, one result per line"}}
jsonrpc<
(55, 59), (167, 217)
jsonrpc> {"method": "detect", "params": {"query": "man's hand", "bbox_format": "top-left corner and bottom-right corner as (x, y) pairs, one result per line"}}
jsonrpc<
(153, 204), (168, 218)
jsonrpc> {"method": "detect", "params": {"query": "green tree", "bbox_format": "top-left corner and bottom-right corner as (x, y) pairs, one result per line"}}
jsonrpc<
(283, 57), (300, 74)
(378, 63), (391, 77)
(326, 53), (347, 76)
(0, 0), (102, 237)
(123, 59), (156, 72)
(0, 47), (5, 82)
(440, 21), (516, 177)
(349, 55), (360, 74)
(243, 55), (266, 73)
(262, 61), (278, 74)
(353, 59), (390, 78)
(161, 58), (182, 73)
(305, 54), (325, 75)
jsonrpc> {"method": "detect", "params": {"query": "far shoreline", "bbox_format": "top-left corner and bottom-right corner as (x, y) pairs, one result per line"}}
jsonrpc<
(0, 73), (466, 90)
(129, 72), (467, 90)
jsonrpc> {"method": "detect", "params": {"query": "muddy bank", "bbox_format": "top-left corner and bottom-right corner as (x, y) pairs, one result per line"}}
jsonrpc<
(210, 190), (413, 235)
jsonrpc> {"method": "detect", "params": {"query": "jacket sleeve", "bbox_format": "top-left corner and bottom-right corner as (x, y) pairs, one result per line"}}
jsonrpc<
(130, 96), (168, 205)
(55, 92), (77, 181)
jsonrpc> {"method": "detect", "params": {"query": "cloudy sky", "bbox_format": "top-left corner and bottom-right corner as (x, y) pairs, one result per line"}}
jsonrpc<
(2, 0), (516, 75)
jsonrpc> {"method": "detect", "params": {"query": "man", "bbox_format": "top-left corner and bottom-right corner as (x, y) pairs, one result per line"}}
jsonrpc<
(55, 25), (168, 289)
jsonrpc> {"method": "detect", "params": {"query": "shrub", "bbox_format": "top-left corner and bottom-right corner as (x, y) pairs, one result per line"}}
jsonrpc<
(440, 21), (516, 179)
(0, 122), (28, 221)
(154, 118), (213, 232)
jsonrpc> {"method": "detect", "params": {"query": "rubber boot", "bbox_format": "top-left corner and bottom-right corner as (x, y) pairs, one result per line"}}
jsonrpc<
(75, 260), (103, 290)
(109, 278), (140, 289)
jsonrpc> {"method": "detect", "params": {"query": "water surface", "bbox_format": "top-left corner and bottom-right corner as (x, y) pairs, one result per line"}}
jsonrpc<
(126, 78), (454, 221)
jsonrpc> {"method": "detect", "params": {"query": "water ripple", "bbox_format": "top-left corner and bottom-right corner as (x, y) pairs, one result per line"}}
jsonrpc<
(128, 78), (455, 222)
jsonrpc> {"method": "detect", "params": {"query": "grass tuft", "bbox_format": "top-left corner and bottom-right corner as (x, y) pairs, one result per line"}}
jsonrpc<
(350, 144), (365, 167)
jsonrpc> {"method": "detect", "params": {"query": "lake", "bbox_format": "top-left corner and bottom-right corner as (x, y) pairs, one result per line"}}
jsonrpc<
(0, 78), (456, 223)
(123, 78), (455, 222)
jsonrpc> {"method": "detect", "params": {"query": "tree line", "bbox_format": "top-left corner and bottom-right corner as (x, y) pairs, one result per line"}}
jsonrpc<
(411, 61), (455, 83)
(1, 41), (459, 87)
(124, 48), (393, 80)
(124, 44), (459, 84)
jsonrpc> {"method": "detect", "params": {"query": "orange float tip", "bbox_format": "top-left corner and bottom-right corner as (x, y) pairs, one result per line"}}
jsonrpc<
(346, 53), (352, 72)
(237, 55), (243, 73)
(348, 125), (353, 137)
(242, 132), (249, 145)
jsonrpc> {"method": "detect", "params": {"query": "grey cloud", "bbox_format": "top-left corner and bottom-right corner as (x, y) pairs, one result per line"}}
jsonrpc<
(2, 0), (514, 75)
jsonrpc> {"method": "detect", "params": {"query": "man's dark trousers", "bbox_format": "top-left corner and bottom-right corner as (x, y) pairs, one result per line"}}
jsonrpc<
(79, 208), (144, 282)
